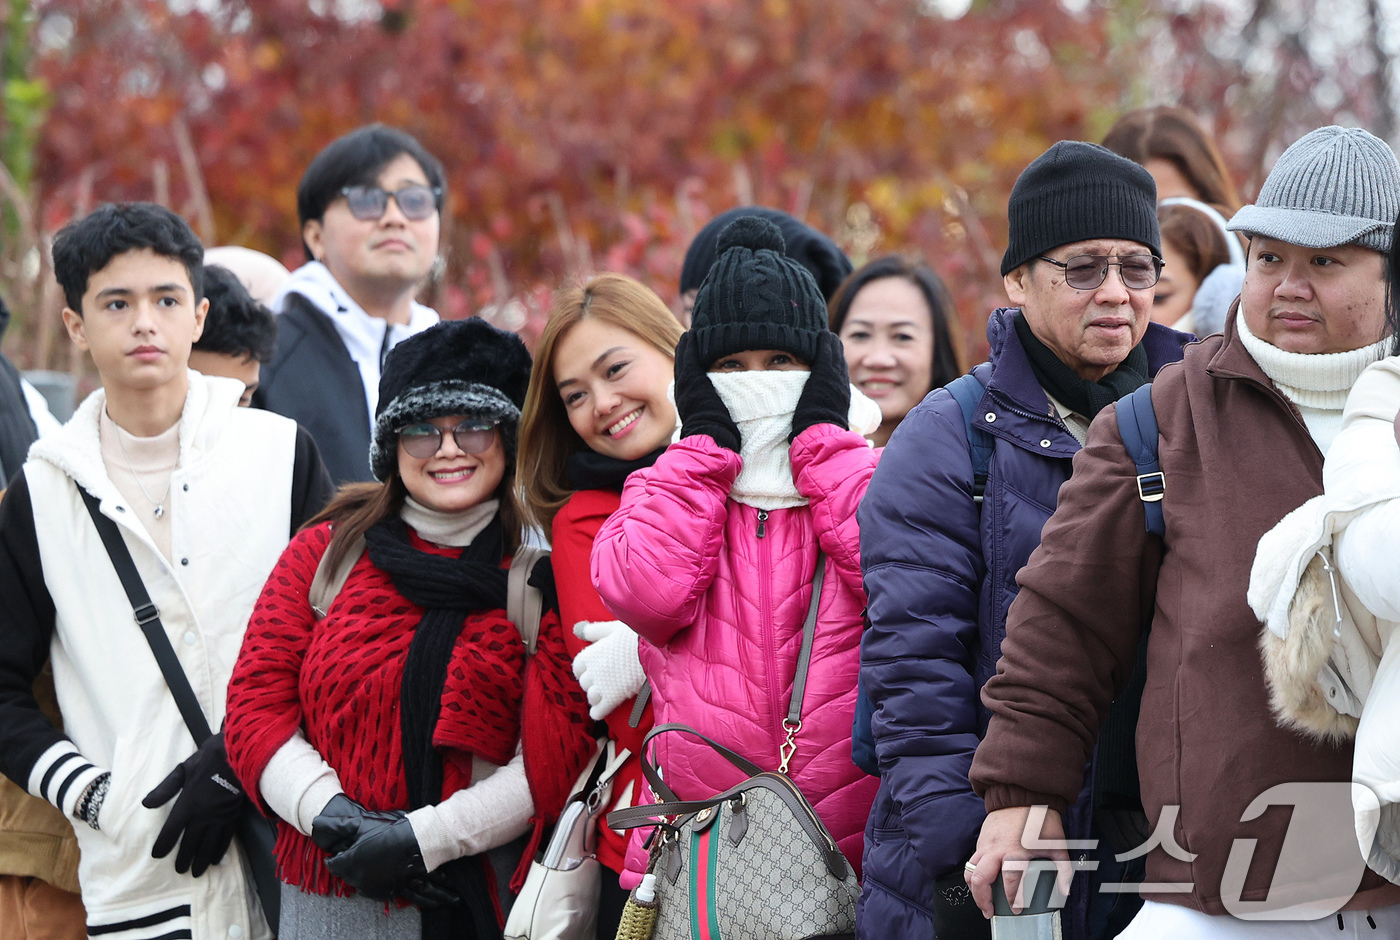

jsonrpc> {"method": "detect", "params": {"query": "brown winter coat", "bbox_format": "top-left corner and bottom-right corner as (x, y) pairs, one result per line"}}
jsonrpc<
(970, 315), (1400, 914)
(0, 662), (80, 894)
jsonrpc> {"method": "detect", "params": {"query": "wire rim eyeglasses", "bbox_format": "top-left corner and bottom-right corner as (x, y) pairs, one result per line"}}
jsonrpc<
(1036, 254), (1163, 291)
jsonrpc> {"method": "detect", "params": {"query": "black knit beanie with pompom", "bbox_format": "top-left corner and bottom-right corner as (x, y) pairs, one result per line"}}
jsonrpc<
(688, 216), (829, 368)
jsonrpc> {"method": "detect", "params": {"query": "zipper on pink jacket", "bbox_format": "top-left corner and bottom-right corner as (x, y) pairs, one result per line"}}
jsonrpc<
(756, 510), (783, 766)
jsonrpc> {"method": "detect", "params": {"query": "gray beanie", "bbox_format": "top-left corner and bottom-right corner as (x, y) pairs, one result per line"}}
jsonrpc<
(1228, 126), (1400, 252)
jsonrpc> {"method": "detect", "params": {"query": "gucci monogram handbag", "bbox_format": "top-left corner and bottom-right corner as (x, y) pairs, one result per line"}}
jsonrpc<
(607, 555), (858, 940)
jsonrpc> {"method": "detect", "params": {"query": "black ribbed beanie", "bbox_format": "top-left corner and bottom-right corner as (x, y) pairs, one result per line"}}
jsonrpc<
(688, 216), (829, 367)
(1001, 141), (1161, 276)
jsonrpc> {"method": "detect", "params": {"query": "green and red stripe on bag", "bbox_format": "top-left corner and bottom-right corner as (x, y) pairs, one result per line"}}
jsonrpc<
(609, 724), (858, 940)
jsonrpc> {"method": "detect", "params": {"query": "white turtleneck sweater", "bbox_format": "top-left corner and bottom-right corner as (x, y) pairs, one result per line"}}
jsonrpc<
(99, 409), (179, 562)
(258, 496), (533, 873)
(1236, 311), (1390, 456)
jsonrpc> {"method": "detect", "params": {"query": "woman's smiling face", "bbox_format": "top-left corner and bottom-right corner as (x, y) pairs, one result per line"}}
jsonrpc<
(837, 276), (935, 428)
(397, 414), (505, 513)
(553, 317), (677, 460)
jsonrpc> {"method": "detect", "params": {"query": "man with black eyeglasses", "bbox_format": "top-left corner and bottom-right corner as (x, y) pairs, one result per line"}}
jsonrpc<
(963, 127), (1400, 937)
(255, 124), (446, 484)
(856, 140), (1190, 940)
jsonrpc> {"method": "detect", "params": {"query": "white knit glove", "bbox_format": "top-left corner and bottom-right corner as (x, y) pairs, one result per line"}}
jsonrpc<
(572, 620), (646, 721)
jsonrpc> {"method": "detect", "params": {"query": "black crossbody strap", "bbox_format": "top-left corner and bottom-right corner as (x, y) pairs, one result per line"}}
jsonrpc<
(79, 489), (213, 744)
(80, 487), (282, 933)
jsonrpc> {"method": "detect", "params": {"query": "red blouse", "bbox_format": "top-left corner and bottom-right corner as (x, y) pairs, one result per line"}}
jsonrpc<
(551, 488), (654, 874)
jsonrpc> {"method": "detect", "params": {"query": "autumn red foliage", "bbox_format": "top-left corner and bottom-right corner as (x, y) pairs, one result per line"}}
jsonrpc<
(7, 0), (1396, 368)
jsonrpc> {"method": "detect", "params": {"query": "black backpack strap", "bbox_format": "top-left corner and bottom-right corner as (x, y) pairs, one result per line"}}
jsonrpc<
(79, 489), (213, 743)
(1114, 383), (1165, 536)
(945, 371), (993, 504)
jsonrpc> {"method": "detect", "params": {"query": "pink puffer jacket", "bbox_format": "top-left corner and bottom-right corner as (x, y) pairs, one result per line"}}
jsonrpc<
(591, 424), (880, 886)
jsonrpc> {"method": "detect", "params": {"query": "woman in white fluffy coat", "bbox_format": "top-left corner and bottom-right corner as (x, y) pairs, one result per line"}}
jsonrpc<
(1250, 353), (1400, 885)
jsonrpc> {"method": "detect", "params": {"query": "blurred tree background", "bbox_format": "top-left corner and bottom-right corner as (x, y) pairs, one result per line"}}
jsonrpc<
(0, 0), (1394, 371)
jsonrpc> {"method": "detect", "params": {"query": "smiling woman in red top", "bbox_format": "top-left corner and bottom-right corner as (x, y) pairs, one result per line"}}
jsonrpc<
(518, 273), (682, 938)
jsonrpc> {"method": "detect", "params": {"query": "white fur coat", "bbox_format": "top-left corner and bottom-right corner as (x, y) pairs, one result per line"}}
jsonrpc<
(1249, 355), (1400, 884)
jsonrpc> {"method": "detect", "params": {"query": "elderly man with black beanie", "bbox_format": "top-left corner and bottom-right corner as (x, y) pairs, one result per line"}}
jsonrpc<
(964, 127), (1400, 938)
(856, 140), (1191, 940)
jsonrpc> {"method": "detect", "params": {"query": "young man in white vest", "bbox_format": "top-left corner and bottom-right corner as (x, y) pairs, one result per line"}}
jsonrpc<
(0, 203), (332, 940)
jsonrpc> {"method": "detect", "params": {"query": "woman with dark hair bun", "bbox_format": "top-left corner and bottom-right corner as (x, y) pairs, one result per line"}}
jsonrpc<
(828, 256), (964, 446)
(1102, 106), (1242, 211)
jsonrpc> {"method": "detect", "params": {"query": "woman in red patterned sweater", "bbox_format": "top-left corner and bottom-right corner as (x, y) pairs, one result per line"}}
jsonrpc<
(518, 274), (681, 937)
(225, 319), (593, 940)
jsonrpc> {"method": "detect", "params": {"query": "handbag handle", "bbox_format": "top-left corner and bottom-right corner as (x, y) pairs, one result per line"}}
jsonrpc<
(637, 723), (765, 804)
(607, 772), (850, 881)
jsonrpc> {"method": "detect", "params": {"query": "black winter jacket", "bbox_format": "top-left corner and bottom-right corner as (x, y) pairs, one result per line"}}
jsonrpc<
(254, 294), (373, 485)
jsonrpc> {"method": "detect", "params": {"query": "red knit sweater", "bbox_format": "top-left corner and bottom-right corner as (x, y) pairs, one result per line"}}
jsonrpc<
(226, 522), (594, 895)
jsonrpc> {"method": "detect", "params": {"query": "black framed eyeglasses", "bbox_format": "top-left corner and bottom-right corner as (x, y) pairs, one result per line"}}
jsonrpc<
(339, 184), (441, 222)
(398, 420), (498, 458)
(1036, 254), (1163, 291)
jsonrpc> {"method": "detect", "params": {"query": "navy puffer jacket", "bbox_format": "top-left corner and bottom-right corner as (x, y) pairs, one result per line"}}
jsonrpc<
(855, 308), (1188, 937)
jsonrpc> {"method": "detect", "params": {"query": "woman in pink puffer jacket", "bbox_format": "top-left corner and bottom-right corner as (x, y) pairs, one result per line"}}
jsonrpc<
(590, 216), (880, 888)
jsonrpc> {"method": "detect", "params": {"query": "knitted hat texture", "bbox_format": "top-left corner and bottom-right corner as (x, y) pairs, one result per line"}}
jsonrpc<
(1227, 126), (1399, 252)
(369, 317), (531, 480)
(679, 206), (853, 301)
(1001, 141), (1161, 275)
(688, 216), (830, 367)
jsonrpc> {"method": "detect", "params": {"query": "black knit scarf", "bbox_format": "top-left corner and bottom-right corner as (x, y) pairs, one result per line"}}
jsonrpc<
(565, 445), (667, 492)
(1014, 312), (1149, 419)
(364, 514), (510, 940)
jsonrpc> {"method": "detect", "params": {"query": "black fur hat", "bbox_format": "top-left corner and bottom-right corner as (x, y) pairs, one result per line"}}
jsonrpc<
(368, 317), (531, 480)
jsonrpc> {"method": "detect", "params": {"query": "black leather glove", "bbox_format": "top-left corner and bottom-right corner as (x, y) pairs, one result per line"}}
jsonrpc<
(674, 332), (741, 452)
(790, 331), (851, 442)
(142, 732), (246, 877)
(312, 795), (460, 909)
(311, 793), (404, 855)
(324, 812), (460, 906)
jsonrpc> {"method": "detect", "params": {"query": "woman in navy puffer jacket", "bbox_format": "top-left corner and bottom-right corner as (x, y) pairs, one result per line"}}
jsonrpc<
(856, 307), (1188, 939)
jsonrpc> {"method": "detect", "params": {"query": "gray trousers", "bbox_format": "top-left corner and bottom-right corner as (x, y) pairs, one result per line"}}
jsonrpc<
(276, 836), (527, 940)
(279, 883), (422, 940)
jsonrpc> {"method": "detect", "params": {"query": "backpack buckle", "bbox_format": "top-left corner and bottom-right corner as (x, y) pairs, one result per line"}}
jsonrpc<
(1136, 471), (1165, 503)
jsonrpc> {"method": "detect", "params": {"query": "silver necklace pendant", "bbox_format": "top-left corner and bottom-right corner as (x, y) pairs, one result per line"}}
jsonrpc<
(153, 505), (165, 519)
